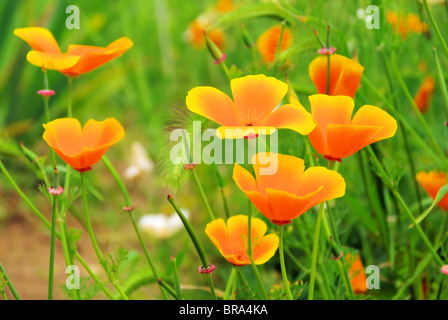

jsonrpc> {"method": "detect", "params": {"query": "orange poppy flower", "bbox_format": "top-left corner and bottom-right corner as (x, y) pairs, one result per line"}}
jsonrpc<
(186, 74), (316, 139)
(386, 11), (428, 39)
(309, 54), (364, 98)
(14, 27), (133, 75)
(43, 118), (125, 172)
(416, 171), (448, 210)
(346, 253), (368, 295)
(185, 15), (225, 50)
(233, 153), (346, 225)
(205, 215), (279, 266)
(307, 94), (397, 162)
(414, 76), (435, 113)
(256, 25), (293, 64)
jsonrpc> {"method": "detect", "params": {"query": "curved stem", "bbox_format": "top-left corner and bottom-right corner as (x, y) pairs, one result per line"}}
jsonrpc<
(308, 202), (324, 300)
(0, 263), (20, 300)
(279, 225), (293, 300)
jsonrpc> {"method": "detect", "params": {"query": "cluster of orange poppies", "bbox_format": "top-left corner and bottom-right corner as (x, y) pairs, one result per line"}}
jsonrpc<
(14, 27), (132, 171)
(185, 49), (400, 295)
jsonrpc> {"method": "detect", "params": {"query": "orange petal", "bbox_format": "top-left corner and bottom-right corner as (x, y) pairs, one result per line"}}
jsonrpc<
(205, 218), (231, 256)
(252, 234), (279, 265)
(414, 76), (435, 113)
(26, 50), (80, 71)
(64, 37), (133, 75)
(14, 27), (61, 54)
(351, 105), (397, 145)
(252, 152), (305, 195)
(265, 188), (322, 223)
(325, 124), (383, 159)
(43, 118), (84, 156)
(257, 98), (316, 135)
(309, 94), (354, 136)
(309, 54), (364, 98)
(215, 126), (276, 139)
(82, 118), (125, 149)
(346, 253), (368, 295)
(416, 171), (448, 210)
(298, 166), (346, 206)
(231, 74), (288, 125)
(256, 26), (293, 64)
(233, 164), (272, 219)
(186, 86), (240, 126)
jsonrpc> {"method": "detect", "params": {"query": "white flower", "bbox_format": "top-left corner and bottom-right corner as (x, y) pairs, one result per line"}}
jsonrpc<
(138, 209), (190, 239)
(124, 141), (154, 180)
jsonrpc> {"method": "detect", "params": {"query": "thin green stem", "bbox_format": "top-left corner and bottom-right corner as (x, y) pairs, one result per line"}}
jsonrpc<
(191, 169), (216, 221)
(101, 156), (167, 298)
(168, 195), (217, 300)
(223, 268), (237, 300)
(0, 159), (113, 299)
(308, 202), (324, 300)
(0, 263), (20, 300)
(433, 47), (448, 118)
(80, 172), (129, 300)
(48, 194), (58, 300)
(423, 0), (448, 59)
(247, 201), (269, 299)
(278, 225), (293, 300)
(158, 279), (179, 300)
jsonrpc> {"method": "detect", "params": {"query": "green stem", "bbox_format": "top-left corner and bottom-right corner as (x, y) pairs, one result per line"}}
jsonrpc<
(48, 194), (58, 300)
(67, 76), (73, 118)
(0, 159), (113, 299)
(308, 202), (324, 300)
(278, 225), (293, 300)
(74, 251), (115, 300)
(0, 263), (20, 300)
(101, 156), (167, 299)
(191, 169), (216, 221)
(223, 268), (237, 300)
(247, 201), (269, 299)
(433, 47), (448, 118)
(158, 279), (179, 299)
(80, 172), (129, 300)
(423, 0), (448, 59)
(168, 195), (217, 300)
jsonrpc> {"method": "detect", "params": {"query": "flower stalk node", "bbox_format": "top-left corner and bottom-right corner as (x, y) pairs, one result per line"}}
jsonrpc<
(184, 163), (198, 170)
(318, 47), (336, 55)
(324, 155), (342, 162)
(441, 265), (448, 276)
(122, 205), (136, 212)
(37, 89), (56, 96)
(331, 250), (344, 261)
(199, 264), (216, 274)
(271, 219), (291, 225)
(48, 186), (64, 196)
(213, 54), (227, 65)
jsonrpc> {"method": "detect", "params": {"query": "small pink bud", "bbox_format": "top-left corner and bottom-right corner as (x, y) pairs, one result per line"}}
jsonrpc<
(123, 205), (136, 212)
(331, 251), (344, 261)
(199, 264), (216, 274)
(441, 265), (448, 276)
(184, 163), (198, 170)
(318, 47), (336, 55)
(37, 89), (56, 96)
(213, 54), (227, 65)
(48, 186), (64, 195)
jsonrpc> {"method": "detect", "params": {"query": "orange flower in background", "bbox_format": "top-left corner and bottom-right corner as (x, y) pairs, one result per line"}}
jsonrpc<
(186, 74), (316, 139)
(346, 253), (368, 295)
(307, 94), (397, 162)
(14, 27), (133, 75)
(414, 76), (435, 113)
(309, 54), (364, 98)
(205, 215), (279, 266)
(185, 17), (225, 50)
(386, 11), (428, 39)
(416, 171), (448, 210)
(43, 118), (125, 172)
(233, 153), (346, 225)
(256, 25), (293, 64)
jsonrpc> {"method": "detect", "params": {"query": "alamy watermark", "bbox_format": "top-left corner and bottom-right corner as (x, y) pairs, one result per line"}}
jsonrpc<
(358, 5), (380, 30)
(66, 5), (80, 29)
(169, 121), (280, 175)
